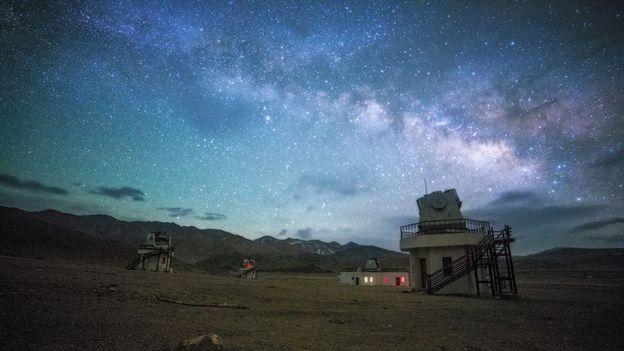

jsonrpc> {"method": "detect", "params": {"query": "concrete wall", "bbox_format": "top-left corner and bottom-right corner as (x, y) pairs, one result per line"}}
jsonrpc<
(400, 232), (485, 250)
(339, 272), (355, 285)
(140, 253), (171, 272)
(408, 245), (476, 294)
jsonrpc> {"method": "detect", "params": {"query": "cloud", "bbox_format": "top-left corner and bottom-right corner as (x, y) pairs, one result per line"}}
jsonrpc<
(465, 204), (604, 230)
(296, 228), (313, 239)
(0, 172), (69, 195)
(585, 233), (624, 243)
(277, 229), (288, 237)
(89, 186), (145, 201)
(488, 190), (544, 207)
(591, 147), (624, 169)
(299, 173), (370, 197)
(197, 212), (227, 221)
(384, 215), (419, 228)
(465, 189), (604, 230)
(462, 200), (608, 255)
(572, 218), (624, 233)
(0, 188), (108, 215)
(157, 207), (193, 218)
(575, 218), (624, 243)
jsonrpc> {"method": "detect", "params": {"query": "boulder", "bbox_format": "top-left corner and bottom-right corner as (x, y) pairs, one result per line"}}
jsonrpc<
(174, 334), (223, 351)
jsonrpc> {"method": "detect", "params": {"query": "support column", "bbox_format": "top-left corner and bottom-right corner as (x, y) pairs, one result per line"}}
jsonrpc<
(409, 250), (419, 290)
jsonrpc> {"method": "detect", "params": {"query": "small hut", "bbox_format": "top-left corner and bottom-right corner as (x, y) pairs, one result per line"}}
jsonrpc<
(339, 258), (409, 287)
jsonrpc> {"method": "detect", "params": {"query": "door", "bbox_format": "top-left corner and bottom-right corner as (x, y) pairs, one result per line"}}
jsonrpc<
(355, 277), (359, 285)
(395, 277), (401, 286)
(420, 258), (427, 289)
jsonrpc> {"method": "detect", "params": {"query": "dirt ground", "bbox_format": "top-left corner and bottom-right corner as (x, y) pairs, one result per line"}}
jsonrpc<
(1, 256), (623, 351)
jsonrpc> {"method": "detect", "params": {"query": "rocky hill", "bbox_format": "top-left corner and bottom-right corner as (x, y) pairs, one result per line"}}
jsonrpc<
(0, 207), (134, 264)
(0, 206), (408, 272)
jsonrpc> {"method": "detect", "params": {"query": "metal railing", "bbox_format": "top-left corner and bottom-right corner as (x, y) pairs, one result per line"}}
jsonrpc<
(425, 226), (518, 295)
(400, 218), (492, 239)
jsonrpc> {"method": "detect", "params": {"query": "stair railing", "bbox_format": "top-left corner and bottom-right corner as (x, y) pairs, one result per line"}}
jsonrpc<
(426, 231), (495, 294)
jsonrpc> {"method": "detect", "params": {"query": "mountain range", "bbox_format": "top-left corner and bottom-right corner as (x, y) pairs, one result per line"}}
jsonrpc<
(4, 206), (619, 275)
(0, 206), (408, 273)
(514, 247), (624, 271)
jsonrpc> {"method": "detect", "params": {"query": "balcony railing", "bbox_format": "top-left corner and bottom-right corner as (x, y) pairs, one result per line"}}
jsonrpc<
(400, 218), (492, 239)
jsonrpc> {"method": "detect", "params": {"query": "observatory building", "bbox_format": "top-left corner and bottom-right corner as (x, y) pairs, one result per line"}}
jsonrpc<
(400, 189), (517, 296)
(127, 232), (175, 272)
(339, 258), (409, 287)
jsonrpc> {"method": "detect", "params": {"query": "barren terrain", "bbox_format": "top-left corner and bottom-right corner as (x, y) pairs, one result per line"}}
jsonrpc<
(1, 256), (623, 350)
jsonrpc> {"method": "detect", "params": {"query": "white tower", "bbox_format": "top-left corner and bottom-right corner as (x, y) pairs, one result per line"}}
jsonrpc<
(400, 188), (517, 296)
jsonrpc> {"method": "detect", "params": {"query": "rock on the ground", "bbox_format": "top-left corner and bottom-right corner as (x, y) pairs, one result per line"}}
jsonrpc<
(174, 334), (223, 351)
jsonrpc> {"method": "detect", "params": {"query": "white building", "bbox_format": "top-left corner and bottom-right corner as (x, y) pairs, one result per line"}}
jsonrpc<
(339, 271), (409, 287)
(127, 232), (175, 272)
(339, 258), (409, 287)
(400, 189), (517, 296)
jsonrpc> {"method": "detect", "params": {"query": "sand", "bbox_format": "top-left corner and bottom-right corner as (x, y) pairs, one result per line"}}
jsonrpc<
(1, 255), (623, 350)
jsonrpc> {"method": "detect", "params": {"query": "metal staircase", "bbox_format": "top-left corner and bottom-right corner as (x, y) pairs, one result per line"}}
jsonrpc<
(126, 251), (171, 271)
(426, 225), (517, 296)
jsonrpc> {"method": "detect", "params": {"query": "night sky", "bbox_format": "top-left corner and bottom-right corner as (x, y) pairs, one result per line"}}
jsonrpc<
(1, 1), (623, 254)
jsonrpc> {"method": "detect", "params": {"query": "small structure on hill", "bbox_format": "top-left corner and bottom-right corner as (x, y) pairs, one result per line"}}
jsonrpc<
(339, 258), (409, 287)
(127, 231), (175, 272)
(400, 189), (517, 296)
(239, 258), (257, 279)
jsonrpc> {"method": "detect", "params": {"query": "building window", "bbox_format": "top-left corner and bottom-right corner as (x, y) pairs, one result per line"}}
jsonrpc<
(443, 257), (453, 276)
(369, 276), (373, 283)
(364, 276), (369, 283)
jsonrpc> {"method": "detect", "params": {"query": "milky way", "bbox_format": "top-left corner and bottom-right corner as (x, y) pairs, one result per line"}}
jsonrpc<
(1, 1), (623, 253)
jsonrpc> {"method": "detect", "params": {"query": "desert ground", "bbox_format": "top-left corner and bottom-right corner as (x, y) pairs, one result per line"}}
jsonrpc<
(1, 255), (623, 351)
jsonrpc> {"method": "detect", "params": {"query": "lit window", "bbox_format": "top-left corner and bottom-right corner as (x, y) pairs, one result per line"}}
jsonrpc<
(401, 276), (405, 283)
(364, 276), (369, 283)
(370, 276), (373, 283)
(384, 276), (389, 283)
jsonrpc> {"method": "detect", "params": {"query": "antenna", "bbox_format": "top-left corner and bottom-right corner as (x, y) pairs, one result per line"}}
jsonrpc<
(424, 178), (428, 194)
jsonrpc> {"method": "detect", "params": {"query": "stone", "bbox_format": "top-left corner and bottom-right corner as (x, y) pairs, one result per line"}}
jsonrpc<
(174, 334), (223, 351)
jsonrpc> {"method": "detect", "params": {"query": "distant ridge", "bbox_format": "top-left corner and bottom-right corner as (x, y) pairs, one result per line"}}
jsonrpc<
(0, 206), (408, 272)
(515, 247), (624, 271)
(2, 206), (621, 274)
(0, 207), (134, 264)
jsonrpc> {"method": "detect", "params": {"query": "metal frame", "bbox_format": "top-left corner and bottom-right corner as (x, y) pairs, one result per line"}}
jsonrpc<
(424, 225), (518, 296)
